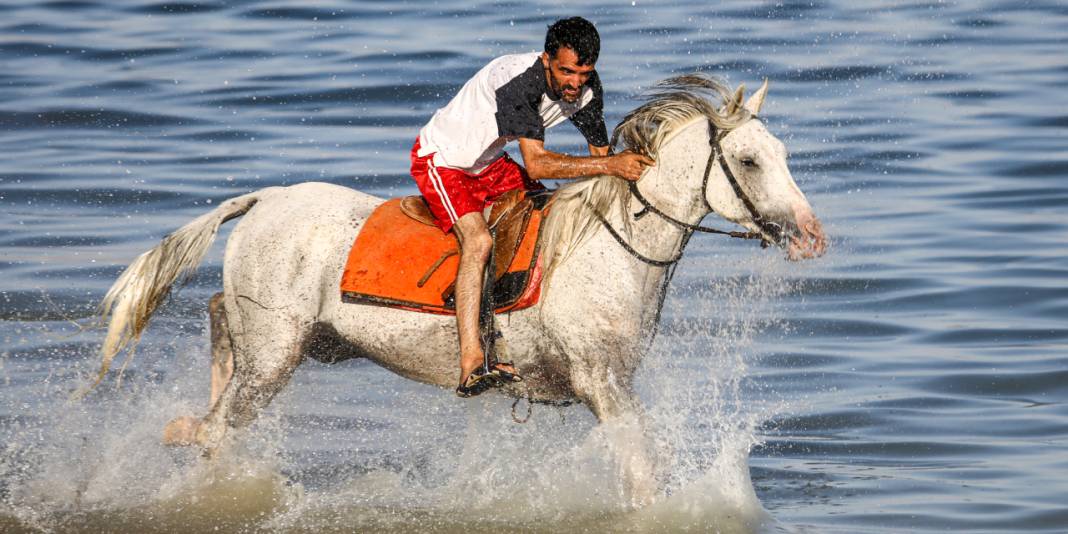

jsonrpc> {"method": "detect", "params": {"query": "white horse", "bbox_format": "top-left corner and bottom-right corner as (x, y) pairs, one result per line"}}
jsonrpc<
(91, 76), (826, 507)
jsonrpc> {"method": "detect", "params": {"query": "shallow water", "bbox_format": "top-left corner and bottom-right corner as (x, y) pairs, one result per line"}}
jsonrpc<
(2, 1), (1067, 532)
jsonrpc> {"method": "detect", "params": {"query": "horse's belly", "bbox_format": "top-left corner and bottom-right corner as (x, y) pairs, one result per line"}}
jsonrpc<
(323, 303), (575, 400)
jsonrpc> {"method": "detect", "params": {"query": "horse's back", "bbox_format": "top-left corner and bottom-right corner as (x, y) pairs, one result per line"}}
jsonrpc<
(221, 182), (383, 313)
(266, 181), (382, 216)
(231, 181), (382, 246)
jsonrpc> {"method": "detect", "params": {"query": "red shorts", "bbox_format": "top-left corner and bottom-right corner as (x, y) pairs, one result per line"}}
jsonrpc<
(410, 138), (541, 233)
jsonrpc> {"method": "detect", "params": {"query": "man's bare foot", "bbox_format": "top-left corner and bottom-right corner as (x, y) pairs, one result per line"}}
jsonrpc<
(458, 351), (484, 385)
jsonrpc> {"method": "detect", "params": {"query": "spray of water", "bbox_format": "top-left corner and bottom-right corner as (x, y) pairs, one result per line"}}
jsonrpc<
(635, 251), (793, 530)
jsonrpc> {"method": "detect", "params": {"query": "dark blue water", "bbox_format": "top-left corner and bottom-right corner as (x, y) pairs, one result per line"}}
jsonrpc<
(2, 1), (1066, 532)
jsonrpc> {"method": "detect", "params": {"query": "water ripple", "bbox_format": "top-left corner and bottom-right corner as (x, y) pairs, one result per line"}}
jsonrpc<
(131, 2), (225, 15)
(784, 65), (891, 82)
(919, 369), (1068, 397)
(204, 83), (457, 107)
(239, 6), (391, 21)
(0, 109), (204, 129)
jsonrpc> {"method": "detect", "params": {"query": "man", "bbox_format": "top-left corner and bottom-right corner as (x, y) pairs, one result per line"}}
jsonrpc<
(409, 17), (654, 397)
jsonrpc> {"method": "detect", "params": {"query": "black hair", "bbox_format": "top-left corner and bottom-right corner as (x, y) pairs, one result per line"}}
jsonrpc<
(544, 17), (600, 65)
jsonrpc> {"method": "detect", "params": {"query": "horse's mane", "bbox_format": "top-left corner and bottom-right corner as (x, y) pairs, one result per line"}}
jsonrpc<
(539, 74), (752, 281)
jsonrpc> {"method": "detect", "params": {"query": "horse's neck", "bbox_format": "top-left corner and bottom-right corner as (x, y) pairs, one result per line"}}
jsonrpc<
(621, 119), (713, 261)
(545, 120), (713, 340)
(606, 194), (692, 271)
(641, 118), (712, 218)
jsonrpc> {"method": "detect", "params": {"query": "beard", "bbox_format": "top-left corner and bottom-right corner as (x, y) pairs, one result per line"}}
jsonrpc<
(550, 76), (580, 102)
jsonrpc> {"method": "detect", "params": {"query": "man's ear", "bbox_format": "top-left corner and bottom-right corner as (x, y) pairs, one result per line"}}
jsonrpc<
(541, 51), (549, 68)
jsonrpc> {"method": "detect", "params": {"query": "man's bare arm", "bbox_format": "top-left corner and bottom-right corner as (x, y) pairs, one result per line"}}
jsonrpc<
(589, 144), (610, 157)
(518, 138), (653, 182)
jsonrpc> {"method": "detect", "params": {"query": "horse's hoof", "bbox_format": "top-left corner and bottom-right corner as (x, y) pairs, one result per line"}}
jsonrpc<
(162, 415), (202, 446)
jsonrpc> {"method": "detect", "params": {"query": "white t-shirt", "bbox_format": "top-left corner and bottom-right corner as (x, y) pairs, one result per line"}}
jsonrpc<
(418, 52), (608, 174)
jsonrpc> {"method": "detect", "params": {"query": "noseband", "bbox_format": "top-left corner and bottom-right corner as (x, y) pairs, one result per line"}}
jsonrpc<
(594, 119), (783, 267)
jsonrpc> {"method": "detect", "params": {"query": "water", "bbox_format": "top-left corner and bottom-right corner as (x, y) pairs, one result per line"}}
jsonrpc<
(2, 1), (1066, 531)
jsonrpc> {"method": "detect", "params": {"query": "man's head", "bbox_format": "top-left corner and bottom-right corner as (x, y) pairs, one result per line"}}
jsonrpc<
(541, 17), (600, 103)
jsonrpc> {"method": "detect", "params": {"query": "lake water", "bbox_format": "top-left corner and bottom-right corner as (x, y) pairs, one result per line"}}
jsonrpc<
(2, 1), (1066, 532)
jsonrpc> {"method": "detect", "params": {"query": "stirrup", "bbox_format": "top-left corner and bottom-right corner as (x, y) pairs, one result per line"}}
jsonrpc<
(455, 367), (501, 398)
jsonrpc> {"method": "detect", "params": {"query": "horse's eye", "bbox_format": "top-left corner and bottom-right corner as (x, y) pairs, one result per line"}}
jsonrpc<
(740, 158), (758, 168)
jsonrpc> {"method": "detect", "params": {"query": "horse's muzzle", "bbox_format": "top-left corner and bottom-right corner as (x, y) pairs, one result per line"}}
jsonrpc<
(785, 207), (827, 261)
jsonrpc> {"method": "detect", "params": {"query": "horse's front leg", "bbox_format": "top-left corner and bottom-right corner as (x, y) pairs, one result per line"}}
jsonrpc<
(572, 365), (660, 508)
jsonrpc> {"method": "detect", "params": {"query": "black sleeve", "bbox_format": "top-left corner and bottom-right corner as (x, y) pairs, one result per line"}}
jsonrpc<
(569, 71), (609, 147)
(495, 65), (545, 141)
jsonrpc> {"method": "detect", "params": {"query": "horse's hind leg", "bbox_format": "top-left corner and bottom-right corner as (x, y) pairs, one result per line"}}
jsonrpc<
(207, 292), (234, 406)
(193, 309), (308, 452)
(162, 292), (234, 446)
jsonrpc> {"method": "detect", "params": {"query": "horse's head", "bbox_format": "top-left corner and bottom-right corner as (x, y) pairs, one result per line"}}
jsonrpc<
(704, 80), (827, 260)
(614, 75), (826, 261)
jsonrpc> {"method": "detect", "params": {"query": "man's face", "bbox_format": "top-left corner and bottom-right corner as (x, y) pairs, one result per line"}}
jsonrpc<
(541, 46), (595, 103)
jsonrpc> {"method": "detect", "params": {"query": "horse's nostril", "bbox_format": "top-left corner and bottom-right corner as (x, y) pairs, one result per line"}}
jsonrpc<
(762, 221), (786, 243)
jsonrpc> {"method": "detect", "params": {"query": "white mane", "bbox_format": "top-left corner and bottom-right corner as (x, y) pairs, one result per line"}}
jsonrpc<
(539, 74), (752, 279)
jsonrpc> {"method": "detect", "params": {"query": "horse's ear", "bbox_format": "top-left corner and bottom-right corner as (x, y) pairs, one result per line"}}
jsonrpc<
(726, 84), (746, 115)
(744, 78), (769, 115)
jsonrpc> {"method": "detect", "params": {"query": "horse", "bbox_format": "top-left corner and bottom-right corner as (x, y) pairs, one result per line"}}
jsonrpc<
(90, 75), (826, 507)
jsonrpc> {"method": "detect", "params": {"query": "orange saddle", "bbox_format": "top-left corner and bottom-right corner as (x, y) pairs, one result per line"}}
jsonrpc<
(339, 191), (551, 315)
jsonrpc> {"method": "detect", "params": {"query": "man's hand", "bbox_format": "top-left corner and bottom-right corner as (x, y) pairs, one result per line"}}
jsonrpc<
(518, 138), (655, 181)
(608, 151), (656, 181)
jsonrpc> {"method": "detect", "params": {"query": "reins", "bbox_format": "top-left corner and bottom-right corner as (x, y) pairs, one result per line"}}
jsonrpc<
(591, 208), (683, 267)
(594, 119), (776, 267)
(629, 181), (762, 240)
(511, 396), (577, 424)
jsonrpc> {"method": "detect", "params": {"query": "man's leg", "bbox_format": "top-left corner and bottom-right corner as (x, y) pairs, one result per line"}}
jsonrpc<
(451, 212), (493, 385)
(409, 145), (521, 391)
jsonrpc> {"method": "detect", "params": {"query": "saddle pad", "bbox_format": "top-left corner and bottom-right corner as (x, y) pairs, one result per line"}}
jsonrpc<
(340, 198), (544, 315)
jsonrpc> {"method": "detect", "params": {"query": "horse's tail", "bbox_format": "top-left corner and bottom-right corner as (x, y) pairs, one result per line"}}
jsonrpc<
(84, 188), (277, 395)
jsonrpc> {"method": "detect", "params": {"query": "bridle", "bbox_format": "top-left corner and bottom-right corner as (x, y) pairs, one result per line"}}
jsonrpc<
(593, 118), (784, 267)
